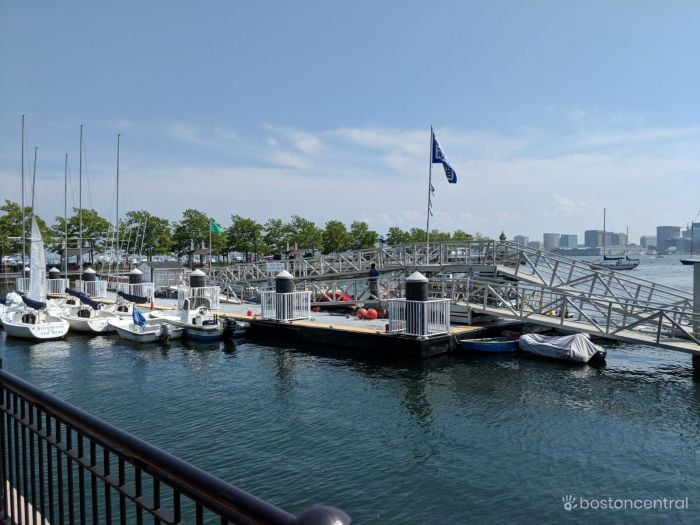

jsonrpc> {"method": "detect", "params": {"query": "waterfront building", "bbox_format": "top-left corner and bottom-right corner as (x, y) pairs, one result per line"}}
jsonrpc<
(528, 240), (542, 250)
(656, 226), (681, 254)
(584, 230), (604, 248)
(513, 235), (529, 246)
(610, 232), (627, 247)
(543, 233), (560, 251)
(640, 236), (656, 248)
(559, 234), (578, 249)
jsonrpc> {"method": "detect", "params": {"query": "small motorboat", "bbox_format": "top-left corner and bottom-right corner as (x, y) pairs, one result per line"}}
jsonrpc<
(108, 308), (183, 344)
(460, 336), (518, 353)
(518, 333), (606, 364)
(149, 297), (224, 341)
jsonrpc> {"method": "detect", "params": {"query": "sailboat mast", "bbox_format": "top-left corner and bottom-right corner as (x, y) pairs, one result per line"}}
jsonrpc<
(64, 153), (68, 278)
(30, 147), (38, 221)
(20, 114), (26, 268)
(116, 133), (120, 271)
(603, 208), (606, 256)
(79, 124), (83, 281)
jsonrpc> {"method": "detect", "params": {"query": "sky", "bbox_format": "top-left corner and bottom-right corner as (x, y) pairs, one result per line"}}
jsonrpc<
(1, 0), (699, 244)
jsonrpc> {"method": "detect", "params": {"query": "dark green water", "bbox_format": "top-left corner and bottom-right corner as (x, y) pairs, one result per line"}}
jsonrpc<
(0, 333), (698, 524)
(1, 256), (698, 523)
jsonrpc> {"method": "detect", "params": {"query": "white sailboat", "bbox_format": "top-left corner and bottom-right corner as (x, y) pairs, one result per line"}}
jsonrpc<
(2, 218), (70, 340)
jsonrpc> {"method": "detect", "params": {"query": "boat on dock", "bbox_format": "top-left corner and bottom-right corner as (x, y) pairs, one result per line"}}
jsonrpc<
(518, 333), (606, 364)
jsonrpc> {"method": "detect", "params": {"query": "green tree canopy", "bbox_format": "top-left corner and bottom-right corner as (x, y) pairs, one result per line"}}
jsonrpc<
(287, 215), (322, 253)
(122, 210), (172, 261)
(263, 218), (291, 255)
(322, 220), (350, 254)
(51, 207), (112, 253)
(349, 220), (379, 250)
(226, 215), (264, 261)
(0, 200), (50, 256)
(386, 226), (411, 245)
(171, 209), (210, 256)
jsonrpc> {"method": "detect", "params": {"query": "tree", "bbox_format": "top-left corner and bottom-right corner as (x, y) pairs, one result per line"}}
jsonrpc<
(171, 209), (210, 256)
(51, 208), (112, 255)
(0, 200), (52, 263)
(349, 221), (379, 250)
(263, 218), (291, 255)
(322, 220), (350, 254)
(408, 228), (428, 243)
(452, 229), (473, 241)
(122, 210), (172, 261)
(287, 215), (322, 254)
(386, 226), (410, 245)
(226, 215), (264, 261)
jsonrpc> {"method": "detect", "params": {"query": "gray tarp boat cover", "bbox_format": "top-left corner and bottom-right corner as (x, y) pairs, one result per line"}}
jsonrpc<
(518, 333), (606, 363)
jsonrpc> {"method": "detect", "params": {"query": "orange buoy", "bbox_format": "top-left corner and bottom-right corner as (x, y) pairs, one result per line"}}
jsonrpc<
(365, 308), (378, 320)
(356, 308), (368, 319)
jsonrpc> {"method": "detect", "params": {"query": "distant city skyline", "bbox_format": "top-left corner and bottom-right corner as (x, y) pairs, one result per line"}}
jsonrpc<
(1, 2), (699, 239)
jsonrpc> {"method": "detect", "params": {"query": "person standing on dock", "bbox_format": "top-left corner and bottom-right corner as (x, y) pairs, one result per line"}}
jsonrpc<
(368, 263), (379, 299)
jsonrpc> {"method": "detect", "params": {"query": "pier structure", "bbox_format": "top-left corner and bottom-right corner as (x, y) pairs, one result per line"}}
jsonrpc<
(211, 240), (700, 370)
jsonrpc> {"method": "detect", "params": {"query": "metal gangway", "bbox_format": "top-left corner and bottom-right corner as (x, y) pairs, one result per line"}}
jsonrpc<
(210, 241), (699, 354)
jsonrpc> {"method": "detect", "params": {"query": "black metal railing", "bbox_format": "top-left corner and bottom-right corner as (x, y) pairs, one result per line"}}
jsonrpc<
(0, 364), (350, 524)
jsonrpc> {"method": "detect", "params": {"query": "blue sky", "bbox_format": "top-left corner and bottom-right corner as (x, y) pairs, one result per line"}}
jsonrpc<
(1, 0), (699, 243)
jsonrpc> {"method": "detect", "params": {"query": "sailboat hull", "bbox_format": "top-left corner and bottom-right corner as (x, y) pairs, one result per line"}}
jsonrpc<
(2, 312), (69, 340)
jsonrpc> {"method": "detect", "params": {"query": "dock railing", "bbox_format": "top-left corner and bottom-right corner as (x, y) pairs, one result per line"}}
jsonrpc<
(0, 363), (350, 525)
(261, 291), (312, 322)
(78, 280), (109, 299)
(387, 298), (451, 338)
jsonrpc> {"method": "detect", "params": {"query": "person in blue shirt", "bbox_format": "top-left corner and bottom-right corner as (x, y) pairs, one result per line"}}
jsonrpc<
(368, 263), (379, 299)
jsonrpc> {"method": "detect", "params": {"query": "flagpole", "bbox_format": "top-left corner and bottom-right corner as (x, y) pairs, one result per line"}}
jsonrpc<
(426, 126), (433, 251)
(209, 219), (212, 277)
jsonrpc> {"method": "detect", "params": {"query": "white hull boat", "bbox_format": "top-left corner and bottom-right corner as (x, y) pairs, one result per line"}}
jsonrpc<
(2, 219), (70, 340)
(2, 309), (69, 340)
(150, 296), (224, 341)
(107, 317), (183, 343)
(61, 308), (118, 334)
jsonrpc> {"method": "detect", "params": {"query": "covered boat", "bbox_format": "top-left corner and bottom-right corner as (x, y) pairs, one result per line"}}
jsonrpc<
(518, 333), (606, 364)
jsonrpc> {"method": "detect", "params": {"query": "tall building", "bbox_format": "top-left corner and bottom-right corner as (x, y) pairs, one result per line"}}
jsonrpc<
(559, 234), (578, 249)
(584, 230), (604, 248)
(513, 235), (529, 246)
(640, 236), (656, 248)
(656, 226), (681, 254)
(543, 233), (560, 251)
(528, 240), (542, 250)
(610, 232), (627, 247)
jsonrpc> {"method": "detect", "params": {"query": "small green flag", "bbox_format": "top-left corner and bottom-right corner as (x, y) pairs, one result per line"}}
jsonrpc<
(210, 219), (222, 234)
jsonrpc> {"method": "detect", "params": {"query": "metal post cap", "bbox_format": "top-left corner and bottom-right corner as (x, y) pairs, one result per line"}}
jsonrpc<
(276, 270), (294, 279)
(128, 268), (143, 275)
(190, 269), (206, 276)
(406, 271), (428, 282)
(48, 267), (60, 274)
(84, 267), (96, 274)
(297, 505), (351, 525)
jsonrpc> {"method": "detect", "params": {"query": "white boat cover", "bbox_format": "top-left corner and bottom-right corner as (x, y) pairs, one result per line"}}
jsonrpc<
(518, 333), (606, 363)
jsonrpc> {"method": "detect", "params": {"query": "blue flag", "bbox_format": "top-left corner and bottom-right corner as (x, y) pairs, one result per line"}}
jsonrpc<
(431, 131), (457, 184)
(132, 307), (146, 327)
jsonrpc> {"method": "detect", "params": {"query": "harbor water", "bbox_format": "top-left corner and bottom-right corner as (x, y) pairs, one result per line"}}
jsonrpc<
(0, 256), (699, 523)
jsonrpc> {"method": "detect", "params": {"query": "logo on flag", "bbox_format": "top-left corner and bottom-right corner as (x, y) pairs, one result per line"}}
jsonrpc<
(431, 132), (458, 184)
